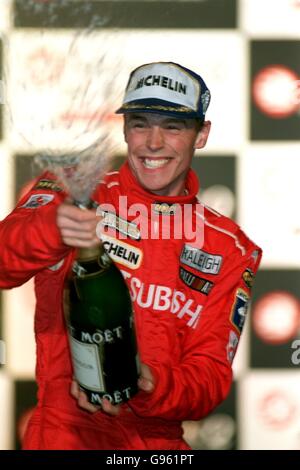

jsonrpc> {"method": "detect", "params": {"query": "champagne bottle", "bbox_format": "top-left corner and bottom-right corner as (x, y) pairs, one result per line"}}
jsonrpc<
(65, 241), (140, 407)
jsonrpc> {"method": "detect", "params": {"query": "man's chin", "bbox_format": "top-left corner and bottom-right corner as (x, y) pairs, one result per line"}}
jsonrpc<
(141, 183), (173, 197)
(135, 176), (166, 194)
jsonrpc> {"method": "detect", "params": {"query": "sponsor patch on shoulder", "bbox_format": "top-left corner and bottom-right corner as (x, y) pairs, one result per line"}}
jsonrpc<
(242, 268), (254, 289)
(100, 211), (140, 240)
(179, 266), (214, 295)
(180, 245), (223, 275)
(34, 179), (62, 192)
(20, 194), (54, 209)
(230, 288), (249, 334)
(153, 202), (178, 215)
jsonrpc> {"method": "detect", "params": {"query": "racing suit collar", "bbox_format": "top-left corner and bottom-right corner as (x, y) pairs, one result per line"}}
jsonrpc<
(119, 161), (199, 207)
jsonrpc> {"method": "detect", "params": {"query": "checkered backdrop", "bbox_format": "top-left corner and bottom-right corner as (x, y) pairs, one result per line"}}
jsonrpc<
(0, 0), (300, 450)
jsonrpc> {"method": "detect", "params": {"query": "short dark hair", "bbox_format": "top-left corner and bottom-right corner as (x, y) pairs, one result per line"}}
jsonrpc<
(124, 114), (204, 131)
(195, 119), (204, 131)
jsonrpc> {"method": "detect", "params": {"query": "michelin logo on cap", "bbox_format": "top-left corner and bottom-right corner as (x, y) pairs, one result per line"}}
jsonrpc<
(116, 62), (211, 120)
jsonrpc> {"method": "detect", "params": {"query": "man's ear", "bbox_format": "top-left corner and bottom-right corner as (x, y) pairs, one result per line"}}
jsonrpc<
(194, 121), (211, 149)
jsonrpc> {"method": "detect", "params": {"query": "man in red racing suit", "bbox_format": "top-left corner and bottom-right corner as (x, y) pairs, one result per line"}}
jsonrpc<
(0, 62), (262, 450)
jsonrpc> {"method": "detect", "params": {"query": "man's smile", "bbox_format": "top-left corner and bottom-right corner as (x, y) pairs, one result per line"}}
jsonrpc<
(140, 157), (171, 169)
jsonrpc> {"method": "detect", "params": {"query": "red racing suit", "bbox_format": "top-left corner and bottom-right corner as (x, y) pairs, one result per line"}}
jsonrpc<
(0, 162), (262, 450)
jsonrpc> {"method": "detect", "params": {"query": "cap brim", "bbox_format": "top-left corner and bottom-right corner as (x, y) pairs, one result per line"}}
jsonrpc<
(115, 98), (200, 119)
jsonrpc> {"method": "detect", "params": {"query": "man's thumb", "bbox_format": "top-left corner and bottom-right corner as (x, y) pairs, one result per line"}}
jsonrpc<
(138, 376), (154, 393)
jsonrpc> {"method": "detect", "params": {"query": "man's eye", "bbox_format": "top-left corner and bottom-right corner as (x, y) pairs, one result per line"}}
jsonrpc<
(166, 125), (181, 131)
(132, 122), (145, 128)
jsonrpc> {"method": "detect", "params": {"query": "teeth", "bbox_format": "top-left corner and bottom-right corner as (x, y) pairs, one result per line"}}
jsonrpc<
(143, 158), (169, 169)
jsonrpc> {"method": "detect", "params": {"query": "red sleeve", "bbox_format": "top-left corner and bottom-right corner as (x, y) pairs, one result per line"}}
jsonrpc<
(0, 173), (71, 288)
(130, 233), (262, 421)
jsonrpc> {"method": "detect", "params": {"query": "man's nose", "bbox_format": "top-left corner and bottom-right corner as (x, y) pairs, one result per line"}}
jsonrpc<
(146, 126), (164, 150)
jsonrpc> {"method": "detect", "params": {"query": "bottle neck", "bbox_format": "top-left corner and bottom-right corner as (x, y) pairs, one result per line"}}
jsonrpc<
(76, 245), (112, 271)
(73, 199), (94, 210)
(77, 246), (102, 262)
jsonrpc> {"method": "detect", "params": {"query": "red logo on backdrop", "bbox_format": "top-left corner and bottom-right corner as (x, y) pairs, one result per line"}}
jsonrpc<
(253, 291), (300, 345)
(259, 390), (296, 429)
(252, 65), (300, 118)
(26, 48), (65, 87)
(24, 43), (122, 128)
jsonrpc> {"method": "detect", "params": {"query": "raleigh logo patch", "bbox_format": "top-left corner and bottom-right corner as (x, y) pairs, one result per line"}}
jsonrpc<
(100, 211), (141, 240)
(153, 202), (178, 215)
(34, 179), (62, 192)
(20, 194), (54, 209)
(179, 267), (214, 295)
(180, 245), (223, 275)
(101, 234), (142, 270)
(230, 288), (249, 334)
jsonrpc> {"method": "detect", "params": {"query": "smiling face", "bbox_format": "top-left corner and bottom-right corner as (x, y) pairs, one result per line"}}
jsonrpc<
(124, 113), (211, 197)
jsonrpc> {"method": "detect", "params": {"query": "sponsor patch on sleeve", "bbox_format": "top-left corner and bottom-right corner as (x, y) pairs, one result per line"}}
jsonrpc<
(230, 288), (249, 334)
(179, 266), (214, 295)
(242, 268), (254, 289)
(226, 330), (239, 364)
(20, 194), (54, 209)
(34, 179), (62, 192)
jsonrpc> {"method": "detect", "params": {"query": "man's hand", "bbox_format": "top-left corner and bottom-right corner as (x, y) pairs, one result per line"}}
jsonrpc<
(70, 363), (155, 416)
(137, 363), (155, 393)
(57, 201), (100, 248)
